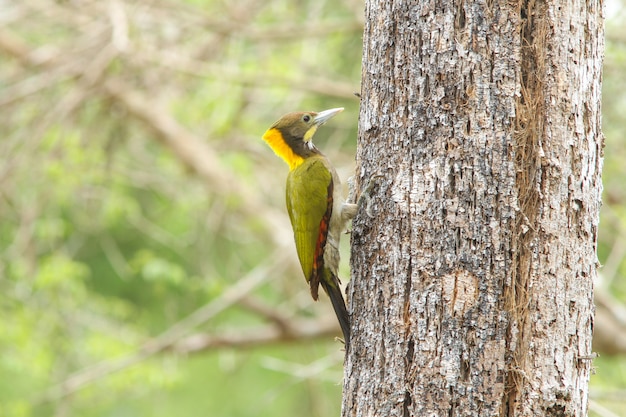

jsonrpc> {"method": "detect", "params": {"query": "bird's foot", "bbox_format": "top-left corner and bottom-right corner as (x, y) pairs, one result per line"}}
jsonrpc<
(346, 174), (384, 219)
(359, 174), (384, 218)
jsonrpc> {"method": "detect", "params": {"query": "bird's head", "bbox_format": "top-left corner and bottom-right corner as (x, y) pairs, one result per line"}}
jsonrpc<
(262, 108), (344, 170)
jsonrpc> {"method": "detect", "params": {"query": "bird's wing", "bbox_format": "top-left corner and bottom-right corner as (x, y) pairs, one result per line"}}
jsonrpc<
(286, 158), (333, 300)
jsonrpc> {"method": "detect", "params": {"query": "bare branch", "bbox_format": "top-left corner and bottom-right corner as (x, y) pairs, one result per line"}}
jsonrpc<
(238, 295), (294, 333)
(171, 317), (343, 354)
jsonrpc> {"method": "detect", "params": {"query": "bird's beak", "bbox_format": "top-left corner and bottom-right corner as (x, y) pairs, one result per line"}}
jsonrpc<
(314, 107), (344, 126)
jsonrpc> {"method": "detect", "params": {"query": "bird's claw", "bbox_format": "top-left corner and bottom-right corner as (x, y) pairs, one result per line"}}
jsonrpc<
(360, 174), (384, 218)
(347, 174), (384, 219)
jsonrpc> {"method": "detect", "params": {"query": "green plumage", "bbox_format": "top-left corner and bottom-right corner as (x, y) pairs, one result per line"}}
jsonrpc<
(286, 157), (331, 285)
(286, 156), (351, 345)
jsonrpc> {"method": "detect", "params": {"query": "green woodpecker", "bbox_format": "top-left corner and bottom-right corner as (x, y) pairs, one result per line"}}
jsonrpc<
(262, 108), (356, 345)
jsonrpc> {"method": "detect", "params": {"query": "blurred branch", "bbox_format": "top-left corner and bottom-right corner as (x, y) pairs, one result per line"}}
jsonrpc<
(0, 70), (75, 108)
(601, 233), (626, 288)
(238, 21), (364, 40)
(171, 316), (343, 354)
(238, 295), (294, 332)
(260, 352), (343, 383)
(99, 235), (132, 279)
(0, 29), (115, 187)
(99, 79), (292, 245)
(133, 49), (357, 99)
(588, 400), (622, 417)
(101, 79), (238, 195)
(590, 388), (626, 402)
(598, 205), (626, 288)
(163, 0), (363, 39)
(0, 28), (292, 247)
(108, 0), (129, 52)
(36, 250), (290, 404)
(593, 290), (626, 356)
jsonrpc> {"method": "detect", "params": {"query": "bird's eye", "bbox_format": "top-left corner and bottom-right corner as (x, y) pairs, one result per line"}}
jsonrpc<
(302, 114), (311, 123)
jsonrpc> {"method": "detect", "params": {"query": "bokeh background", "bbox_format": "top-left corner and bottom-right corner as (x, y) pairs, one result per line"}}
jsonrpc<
(1, 1), (624, 416)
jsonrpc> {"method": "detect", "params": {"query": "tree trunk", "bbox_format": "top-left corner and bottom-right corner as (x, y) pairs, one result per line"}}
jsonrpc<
(345, 0), (603, 416)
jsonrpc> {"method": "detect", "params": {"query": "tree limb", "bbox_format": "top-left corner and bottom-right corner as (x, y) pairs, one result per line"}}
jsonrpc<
(170, 317), (343, 354)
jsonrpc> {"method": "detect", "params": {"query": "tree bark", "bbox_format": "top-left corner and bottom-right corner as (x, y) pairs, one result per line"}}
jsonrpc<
(345, 0), (603, 416)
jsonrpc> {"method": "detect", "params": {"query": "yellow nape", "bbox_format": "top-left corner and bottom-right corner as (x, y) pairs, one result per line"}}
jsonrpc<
(262, 128), (304, 170)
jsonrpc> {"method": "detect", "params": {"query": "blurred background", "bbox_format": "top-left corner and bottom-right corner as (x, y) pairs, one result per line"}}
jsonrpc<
(0, 0), (624, 416)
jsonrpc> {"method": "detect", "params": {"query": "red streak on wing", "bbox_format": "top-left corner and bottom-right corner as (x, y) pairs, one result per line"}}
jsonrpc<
(310, 180), (333, 300)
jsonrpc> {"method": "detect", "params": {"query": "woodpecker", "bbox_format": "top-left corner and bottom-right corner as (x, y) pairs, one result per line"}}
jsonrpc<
(262, 108), (356, 345)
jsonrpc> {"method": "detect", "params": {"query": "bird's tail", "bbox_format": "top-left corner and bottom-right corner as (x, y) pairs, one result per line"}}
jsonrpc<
(320, 269), (351, 346)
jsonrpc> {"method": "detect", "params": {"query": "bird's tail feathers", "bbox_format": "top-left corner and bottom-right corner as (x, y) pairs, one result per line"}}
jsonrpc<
(320, 271), (350, 346)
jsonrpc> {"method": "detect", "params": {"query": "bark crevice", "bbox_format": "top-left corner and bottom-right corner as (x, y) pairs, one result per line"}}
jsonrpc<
(505, 0), (547, 413)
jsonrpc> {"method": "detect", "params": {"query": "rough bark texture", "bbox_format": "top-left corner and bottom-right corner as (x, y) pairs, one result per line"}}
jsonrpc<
(345, 1), (603, 416)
